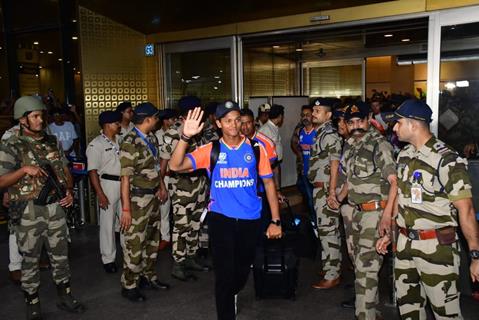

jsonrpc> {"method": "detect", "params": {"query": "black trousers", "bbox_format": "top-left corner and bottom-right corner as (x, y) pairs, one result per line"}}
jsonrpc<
(208, 212), (261, 320)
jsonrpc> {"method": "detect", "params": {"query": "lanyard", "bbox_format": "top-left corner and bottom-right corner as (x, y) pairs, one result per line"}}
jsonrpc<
(101, 132), (119, 155)
(133, 127), (157, 158)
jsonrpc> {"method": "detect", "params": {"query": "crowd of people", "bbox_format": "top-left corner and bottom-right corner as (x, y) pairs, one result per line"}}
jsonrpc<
(0, 92), (478, 320)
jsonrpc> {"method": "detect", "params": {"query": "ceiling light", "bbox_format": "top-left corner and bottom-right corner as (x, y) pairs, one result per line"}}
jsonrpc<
(72, 19), (77, 23)
(192, 75), (200, 79)
(39, 66), (43, 69)
(273, 45), (280, 49)
(295, 48), (303, 52)
(47, 51), (53, 54)
(19, 65), (23, 69)
(445, 82), (456, 90)
(218, 80), (222, 84)
(384, 34), (393, 38)
(214, 76), (220, 79)
(33, 41), (39, 45)
(401, 38), (411, 42)
(456, 80), (469, 87)
(76, 71), (81, 74)
(39, 50), (44, 54)
(35, 74), (39, 77)
(213, 86), (218, 90)
(72, 36), (78, 40)
(58, 58), (62, 61)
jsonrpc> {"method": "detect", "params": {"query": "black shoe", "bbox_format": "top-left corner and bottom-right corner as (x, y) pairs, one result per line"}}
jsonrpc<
(56, 282), (86, 314)
(139, 276), (170, 290)
(103, 262), (117, 274)
(340, 297), (355, 309)
(121, 288), (146, 302)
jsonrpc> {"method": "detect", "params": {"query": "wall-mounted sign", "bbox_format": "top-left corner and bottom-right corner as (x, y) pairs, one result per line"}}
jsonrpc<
(145, 43), (155, 56)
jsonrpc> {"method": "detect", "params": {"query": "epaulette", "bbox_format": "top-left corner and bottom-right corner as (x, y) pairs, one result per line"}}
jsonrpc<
(434, 141), (457, 156)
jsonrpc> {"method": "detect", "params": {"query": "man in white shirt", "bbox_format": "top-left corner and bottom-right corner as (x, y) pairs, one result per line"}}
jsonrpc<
(259, 104), (285, 193)
(48, 109), (79, 157)
(86, 111), (122, 273)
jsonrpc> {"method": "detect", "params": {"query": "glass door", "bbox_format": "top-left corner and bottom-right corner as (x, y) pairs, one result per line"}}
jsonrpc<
(163, 37), (237, 108)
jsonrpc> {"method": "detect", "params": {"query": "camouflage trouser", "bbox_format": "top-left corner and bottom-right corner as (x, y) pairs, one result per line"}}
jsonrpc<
(395, 233), (462, 320)
(170, 179), (207, 263)
(352, 209), (383, 320)
(340, 203), (355, 266)
(313, 186), (342, 280)
(14, 201), (70, 295)
(121, 194), (160, 289)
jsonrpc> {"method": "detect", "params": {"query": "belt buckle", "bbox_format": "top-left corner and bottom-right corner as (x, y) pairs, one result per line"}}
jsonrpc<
(408, 230), (419, 240)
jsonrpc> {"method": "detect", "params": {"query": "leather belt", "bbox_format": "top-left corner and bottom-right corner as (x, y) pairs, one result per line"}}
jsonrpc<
(130, 188), (157, 195)
(357, 200), (387, 211)
(313, 181), (325, 188)
(101, 174), (121, 181)
(399, 226), (455, 241)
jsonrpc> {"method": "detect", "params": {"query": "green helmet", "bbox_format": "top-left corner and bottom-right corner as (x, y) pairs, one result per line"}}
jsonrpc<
(14, 96), (47, 120)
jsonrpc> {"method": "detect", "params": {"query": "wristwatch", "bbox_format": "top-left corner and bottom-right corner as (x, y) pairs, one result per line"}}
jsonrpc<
(470, 250), (479, 260)
(270, 219), (281, 226)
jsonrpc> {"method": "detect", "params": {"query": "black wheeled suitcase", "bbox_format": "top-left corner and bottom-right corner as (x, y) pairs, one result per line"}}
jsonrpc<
(253, 237), (298, 300)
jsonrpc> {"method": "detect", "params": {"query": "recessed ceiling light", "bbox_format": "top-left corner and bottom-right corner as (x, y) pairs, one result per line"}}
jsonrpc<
(273, 45), (280, 49)
(192, 75), (200, 79)
(72, 36), (78, 40)
(72, 19), (77, 23)
(384, 34), (393, 38)
(39, 50), (44, 54)
(401, 38), (411, 42)
(47, 51), (53, 54)
(58, 58), (63, 61)
(295, 48), (303, 52)
(39, 66), (42, 69)
(33, 41), (39, 45)
(218, 80), (222, 84)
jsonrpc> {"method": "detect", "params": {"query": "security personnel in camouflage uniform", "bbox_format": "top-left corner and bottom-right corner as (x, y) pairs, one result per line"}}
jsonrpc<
(376, 100), (479, 320)
(336, 101), (397, 320)
(160, 96), (209, 281)
(0, 96), (85, 319)
(308, 98), (343, 289)
(120, 102), (169, 302)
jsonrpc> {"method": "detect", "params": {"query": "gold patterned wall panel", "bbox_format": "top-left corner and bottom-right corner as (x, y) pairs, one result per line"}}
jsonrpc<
(79, 6), (159, 143)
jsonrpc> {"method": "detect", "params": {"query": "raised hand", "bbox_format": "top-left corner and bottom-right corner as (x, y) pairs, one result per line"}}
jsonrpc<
(182, 107), (204, 138)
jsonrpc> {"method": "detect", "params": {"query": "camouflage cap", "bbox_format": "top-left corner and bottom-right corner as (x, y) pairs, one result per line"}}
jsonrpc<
(14, 96), (47, 119)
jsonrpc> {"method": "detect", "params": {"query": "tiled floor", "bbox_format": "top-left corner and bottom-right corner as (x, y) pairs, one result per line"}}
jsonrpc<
(1, 199), (478, 319)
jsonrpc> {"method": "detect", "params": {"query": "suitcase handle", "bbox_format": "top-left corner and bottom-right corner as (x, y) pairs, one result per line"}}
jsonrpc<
(263, 236), (286, 273)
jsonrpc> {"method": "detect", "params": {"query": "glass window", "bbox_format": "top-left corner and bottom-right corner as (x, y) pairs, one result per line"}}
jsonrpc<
(243, 44), (298, 106)
(438, 22), (479, 157)
(167, 49), (231, 107)
(304, 63), (362, 98)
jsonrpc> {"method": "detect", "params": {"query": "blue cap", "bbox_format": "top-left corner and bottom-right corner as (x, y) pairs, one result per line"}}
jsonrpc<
(158, 108), (177, 120)
(178, 96), (201, 115)
(344, 101), (370, 121)
(390, 99), (432, 123)
(215, 100), (240, 119)
(134, 102), (159, 117)
(116, 101), (132, 113)
(99, 110), (122, 126)
(333, 106), (347, 119)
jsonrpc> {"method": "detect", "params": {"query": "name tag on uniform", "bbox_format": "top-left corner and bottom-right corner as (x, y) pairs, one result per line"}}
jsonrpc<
(411, 184), (423, 204)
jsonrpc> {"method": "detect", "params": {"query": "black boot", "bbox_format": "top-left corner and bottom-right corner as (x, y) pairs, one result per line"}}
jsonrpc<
(56, 282), (86, 314)
(24, 291), (42, 320)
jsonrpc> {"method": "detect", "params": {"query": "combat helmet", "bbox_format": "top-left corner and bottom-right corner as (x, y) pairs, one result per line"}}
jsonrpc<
(14, 96), (47, 120)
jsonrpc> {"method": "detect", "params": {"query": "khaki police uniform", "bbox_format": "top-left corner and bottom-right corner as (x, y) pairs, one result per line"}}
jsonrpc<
(86, 132), (122, 265)
(155, 128), (171, 243)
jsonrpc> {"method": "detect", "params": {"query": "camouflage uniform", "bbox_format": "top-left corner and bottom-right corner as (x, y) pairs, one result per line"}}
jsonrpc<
(0, 131), (70, 295)
(342, 126), (396, 320)
(395, 136), (472, 319)
(160, 120), (207, 265)
(308, 120), (342, 280)
(120, 129), (161, 289)
(337, 163), (355, 265)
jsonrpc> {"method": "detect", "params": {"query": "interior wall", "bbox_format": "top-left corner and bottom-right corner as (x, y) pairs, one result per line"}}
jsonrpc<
(366, 56), (416, 97)
(79, 6), (158, 144)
